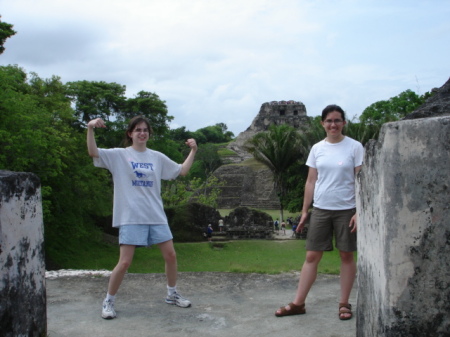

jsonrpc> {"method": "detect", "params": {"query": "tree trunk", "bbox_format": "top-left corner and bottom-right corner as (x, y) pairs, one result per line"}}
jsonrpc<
(279, 207), (284, 223)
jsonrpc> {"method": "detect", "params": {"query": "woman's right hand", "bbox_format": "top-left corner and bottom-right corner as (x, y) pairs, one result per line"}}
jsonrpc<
(296, 212), (309, 233)
(87, 118), (106, 129)
(87, 118), (105, 158)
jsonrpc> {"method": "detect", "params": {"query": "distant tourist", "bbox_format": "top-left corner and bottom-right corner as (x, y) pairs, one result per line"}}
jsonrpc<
(87, 116), (197, 319)
(207, 224), (213, 242)
(218, 219), (224, 232)
(287, 217), (293, 226)
(275, 104), (363, 321)
(281, 221), (286, 235)
(274, 219), (279, 232)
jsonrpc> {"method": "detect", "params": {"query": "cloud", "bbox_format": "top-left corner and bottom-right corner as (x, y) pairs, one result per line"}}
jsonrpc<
(1, 0), (449, 135)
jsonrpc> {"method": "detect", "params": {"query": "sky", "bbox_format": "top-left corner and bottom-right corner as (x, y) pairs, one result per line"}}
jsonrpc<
(1, 0), (449, 136)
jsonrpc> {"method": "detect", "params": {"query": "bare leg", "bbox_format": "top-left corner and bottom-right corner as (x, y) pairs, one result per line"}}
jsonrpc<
(158, 240), (177, 287)
(338, 251), (356, 319)
(107, 244), (136, 295)
(276, 250), (323, 314)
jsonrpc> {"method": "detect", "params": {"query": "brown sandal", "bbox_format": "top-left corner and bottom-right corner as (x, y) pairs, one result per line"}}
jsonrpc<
(339, 303), (353, 320)
(275, 302), (306, 317)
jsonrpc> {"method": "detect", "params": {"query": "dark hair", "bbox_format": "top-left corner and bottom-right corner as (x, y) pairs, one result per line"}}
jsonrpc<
(321, 104), (346, 122)
(123, 115), (153, 146)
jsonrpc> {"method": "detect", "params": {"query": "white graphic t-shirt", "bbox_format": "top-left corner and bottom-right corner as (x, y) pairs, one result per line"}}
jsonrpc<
(94, 147), (182, 227)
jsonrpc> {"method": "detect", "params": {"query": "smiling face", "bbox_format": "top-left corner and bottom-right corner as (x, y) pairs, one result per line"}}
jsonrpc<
(128, 121), (150, 149)
(321, 110), (347, 140)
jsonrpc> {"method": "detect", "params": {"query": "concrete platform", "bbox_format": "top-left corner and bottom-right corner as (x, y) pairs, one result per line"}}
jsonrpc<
(47, 271), (357, 337)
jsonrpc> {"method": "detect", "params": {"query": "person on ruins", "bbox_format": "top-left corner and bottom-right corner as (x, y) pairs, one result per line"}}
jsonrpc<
(87, 115), (197, 319)
(274, 104), (364, 321)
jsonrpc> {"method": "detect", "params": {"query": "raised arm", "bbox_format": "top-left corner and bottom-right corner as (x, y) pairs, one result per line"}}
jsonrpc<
(87, 118), (106, 158)
(180, 138), (198, 176)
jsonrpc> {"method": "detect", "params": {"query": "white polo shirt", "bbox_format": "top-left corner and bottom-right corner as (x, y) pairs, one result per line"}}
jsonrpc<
(306, 136), (364, 210)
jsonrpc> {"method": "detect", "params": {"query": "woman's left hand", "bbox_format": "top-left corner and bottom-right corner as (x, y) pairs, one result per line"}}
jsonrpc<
(185, 138), (198, 151)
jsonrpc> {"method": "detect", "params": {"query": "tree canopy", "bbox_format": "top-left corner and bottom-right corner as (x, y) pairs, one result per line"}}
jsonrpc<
(170, 123), (234, 145)
(0, 64), (229, 266)
(66, 80), (126, 124)
(0, 17), (16, 55)
(359, 89), (430, 126)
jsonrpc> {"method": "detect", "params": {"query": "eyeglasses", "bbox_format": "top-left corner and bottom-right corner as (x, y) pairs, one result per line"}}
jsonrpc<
(324, 119), (344, 125)
(133, 128), (150, 133)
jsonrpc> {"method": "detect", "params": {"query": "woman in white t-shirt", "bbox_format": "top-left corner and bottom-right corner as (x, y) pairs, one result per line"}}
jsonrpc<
(87, 116), (197, 319)
(275, 105), (364, 321)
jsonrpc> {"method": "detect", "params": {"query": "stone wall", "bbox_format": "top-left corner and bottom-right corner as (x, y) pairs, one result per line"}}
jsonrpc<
(165, 202), (222, 242)
(0, 170), (46, 336)
(224, 206), (274, 239)
(403, 77), (450, 120)
(213, 164), (280, 210)
(356, 116), (450, 336)
(165, 203), (275, 241)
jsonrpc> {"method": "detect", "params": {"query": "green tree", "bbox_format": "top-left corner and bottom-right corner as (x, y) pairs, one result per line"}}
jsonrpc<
(281, 161), (309, 213)
(302, 116), (326, 150)
(359, 89), (429, 126)
(195, 124), (234, 143)
(161, 179), (190, 208)
(191, 143), (223, 180)
(66, 80), (126, 124)
(0, 17), (16, 55)
(0, 66), (72, 180)
(244, 124), (307, 221)
(152, 138), (184, 163)
(170, 123), (234, 144)
(189, 176), (225, 208)
(121, 91), (173, 137)
(162, 175), (225, 209)
(0, 66), (112, 263)
(344, 119), (380, 146)
(169, 126), (195, 142)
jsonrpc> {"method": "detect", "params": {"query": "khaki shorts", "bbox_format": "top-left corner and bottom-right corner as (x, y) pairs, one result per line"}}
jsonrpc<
(306, 208), (357, 252)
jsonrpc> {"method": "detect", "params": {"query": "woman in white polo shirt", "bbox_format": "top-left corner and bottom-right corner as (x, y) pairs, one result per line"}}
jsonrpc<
(275, 104), (364, 321)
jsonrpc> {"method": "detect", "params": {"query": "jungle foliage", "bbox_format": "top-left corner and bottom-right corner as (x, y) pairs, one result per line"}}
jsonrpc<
(0, 59), (433, 265)
(0, 17), (16, 55)
(0, 65), (233, 263)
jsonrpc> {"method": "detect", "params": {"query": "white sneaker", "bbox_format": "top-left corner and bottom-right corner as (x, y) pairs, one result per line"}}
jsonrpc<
(102, 299), (117, 319)
(165, 292), (191, 308)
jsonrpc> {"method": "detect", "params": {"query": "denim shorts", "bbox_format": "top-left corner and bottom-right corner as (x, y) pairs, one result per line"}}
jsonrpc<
(119, 224), (173, 247)
(306, 208), (357, 252)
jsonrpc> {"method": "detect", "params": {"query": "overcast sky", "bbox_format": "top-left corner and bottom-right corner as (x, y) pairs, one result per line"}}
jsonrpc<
(1, 0), (449, 136)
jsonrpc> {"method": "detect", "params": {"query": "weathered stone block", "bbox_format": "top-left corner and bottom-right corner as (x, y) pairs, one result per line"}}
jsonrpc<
(356, 117), (450, 336)
(214, 165), (280, 209)
(0, 170), (46, 337)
